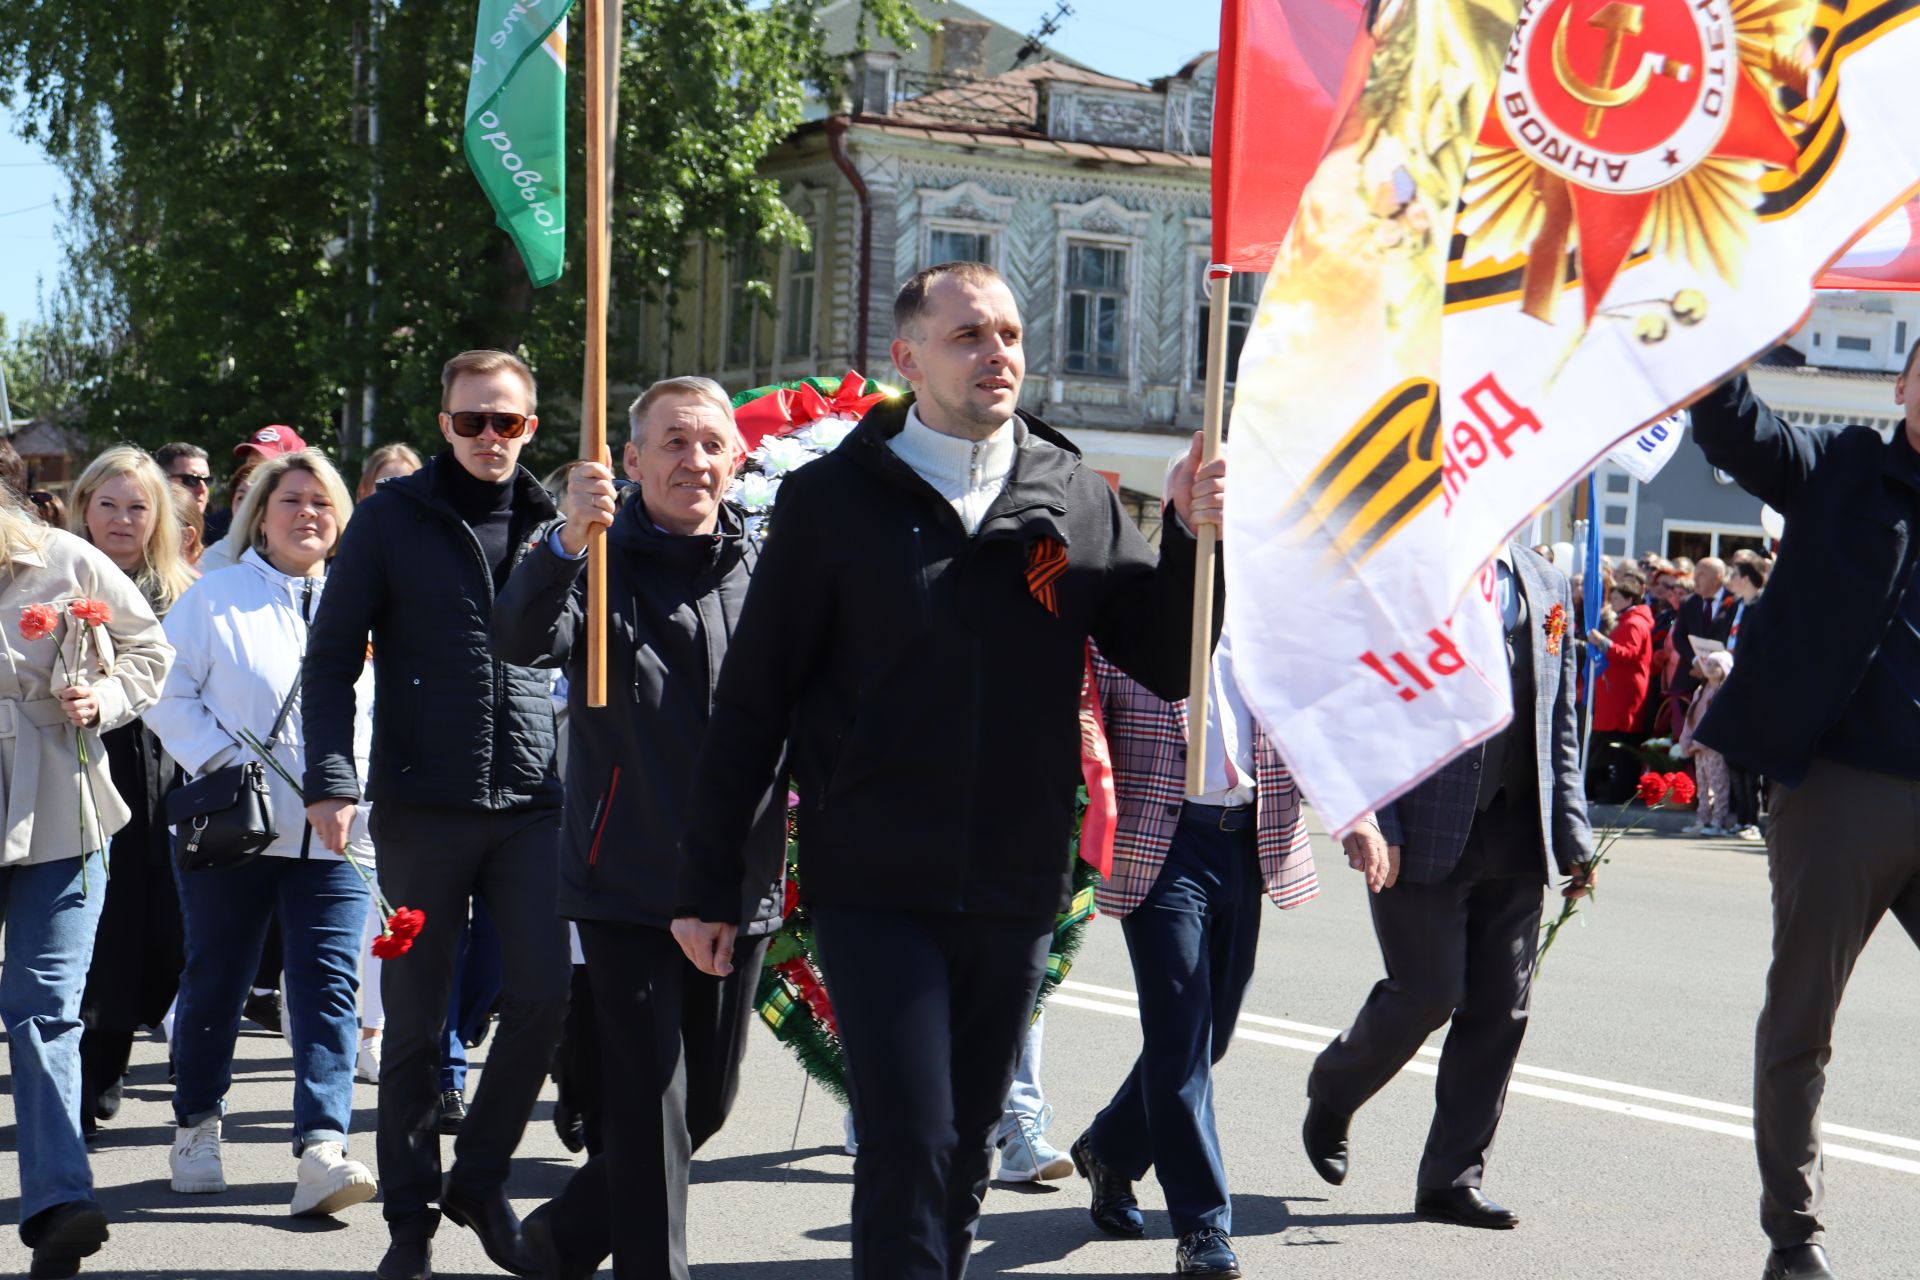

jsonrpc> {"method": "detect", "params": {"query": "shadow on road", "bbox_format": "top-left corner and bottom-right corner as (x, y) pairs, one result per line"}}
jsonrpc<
(693, 1144), (854, 1187)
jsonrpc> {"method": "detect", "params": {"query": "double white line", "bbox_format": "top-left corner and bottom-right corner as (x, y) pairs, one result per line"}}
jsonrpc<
(1051, 979), (1920, 1176)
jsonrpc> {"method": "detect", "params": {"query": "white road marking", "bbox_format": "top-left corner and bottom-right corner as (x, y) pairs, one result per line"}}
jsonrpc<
(1052, 980), (1920, 1175)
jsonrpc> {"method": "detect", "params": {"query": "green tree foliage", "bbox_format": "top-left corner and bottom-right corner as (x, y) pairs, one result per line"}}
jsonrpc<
(0, 0), (928, 471)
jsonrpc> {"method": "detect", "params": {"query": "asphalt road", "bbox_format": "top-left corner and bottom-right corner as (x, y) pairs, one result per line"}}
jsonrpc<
(5, 824), (1918, 1279)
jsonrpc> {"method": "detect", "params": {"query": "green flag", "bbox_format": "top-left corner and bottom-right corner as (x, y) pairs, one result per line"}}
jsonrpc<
(464, 0), (575, 288)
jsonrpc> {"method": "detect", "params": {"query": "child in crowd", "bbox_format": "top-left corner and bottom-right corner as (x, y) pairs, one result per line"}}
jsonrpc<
(1680, 651), (1735, 836)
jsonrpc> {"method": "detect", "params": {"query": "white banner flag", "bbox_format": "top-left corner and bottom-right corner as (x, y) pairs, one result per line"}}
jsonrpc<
(1607, 411), (1688, 484)
(1226, 0), (1920, 833)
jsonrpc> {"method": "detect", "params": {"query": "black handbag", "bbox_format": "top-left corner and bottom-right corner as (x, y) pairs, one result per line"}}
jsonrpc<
(167, 682), (300, 873)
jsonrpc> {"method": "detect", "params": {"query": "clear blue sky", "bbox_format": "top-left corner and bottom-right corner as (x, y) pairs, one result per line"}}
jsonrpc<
(0, 0), (1218, 329)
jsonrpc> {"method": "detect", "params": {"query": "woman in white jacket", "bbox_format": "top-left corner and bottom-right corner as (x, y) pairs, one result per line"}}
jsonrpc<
(145, 451), (380, 1219)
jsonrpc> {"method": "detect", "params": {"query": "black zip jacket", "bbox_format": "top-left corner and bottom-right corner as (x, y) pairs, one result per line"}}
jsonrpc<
(679, 396), (1204, 921)
(1692, 374), (1920, 784)
(491, 495), (786, 933)
(303, 455), (562, 810)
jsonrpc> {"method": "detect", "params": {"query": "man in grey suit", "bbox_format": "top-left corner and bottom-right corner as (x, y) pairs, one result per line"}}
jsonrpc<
(1301, 542), (1594, 1229)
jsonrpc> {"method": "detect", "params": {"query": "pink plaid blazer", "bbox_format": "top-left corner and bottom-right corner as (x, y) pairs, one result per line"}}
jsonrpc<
(1089, 649), (1318, 918)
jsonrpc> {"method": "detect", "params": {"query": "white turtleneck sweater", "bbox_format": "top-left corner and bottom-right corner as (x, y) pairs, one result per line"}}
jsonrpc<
(887, 404), (1022, 535)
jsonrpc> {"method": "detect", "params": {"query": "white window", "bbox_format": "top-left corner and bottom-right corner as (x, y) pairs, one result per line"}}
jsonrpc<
(928, 227), (995, 266)
(1064, 241), (1128, 377)
(1192, 267), (1265, 387)
(781, 232), (817, 362)
(726, 243), (762, 370)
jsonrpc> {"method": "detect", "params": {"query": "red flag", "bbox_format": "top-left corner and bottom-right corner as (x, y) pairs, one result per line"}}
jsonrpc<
(1819, 196), (1920, 291)
(1210, 0), (1373, 273)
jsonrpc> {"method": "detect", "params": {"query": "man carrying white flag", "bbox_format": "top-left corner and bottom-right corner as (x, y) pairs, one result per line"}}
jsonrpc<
(1223, 0), (1920, 831)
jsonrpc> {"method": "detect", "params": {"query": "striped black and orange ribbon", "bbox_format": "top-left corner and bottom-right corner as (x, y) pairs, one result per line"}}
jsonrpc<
(1026, 536), (1068, 616)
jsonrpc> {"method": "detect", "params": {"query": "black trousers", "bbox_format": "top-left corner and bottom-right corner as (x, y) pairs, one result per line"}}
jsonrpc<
(540, 923), (769, 1280)
(812, 907), (1054, 1280)
(1308, 826), (1544, 1191)
(368, 801), (572, 1239)
(1729, 765), (1763, 829)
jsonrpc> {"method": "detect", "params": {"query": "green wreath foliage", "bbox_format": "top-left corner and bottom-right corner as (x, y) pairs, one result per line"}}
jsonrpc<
(755, 793), (1101, 1105)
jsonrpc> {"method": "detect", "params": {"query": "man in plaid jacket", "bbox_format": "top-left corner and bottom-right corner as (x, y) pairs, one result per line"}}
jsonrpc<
(1070, 631), (1325, 1277)
(1302, 542), (1593, 1233)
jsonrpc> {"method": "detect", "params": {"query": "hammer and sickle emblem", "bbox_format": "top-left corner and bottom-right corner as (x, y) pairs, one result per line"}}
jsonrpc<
(1551, 1), (1695, 138)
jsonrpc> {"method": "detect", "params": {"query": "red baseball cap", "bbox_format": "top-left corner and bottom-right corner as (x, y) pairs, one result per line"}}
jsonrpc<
(234, 425), (308, 460)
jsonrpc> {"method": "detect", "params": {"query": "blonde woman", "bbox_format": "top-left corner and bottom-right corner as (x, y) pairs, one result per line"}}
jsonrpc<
(146, 451), (381, 1217)
(66, 448), (198, 1132)
(355, 443), (423, 502)
(0, 489), (171, 1279)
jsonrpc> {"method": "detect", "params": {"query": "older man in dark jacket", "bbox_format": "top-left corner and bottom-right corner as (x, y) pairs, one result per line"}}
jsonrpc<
(491, 376), (787, 1280)
(1691, 363), (1920, 1280)
(303, 349), (570, 1280)
(1304, 543), (1592, 1231)
(673, 262), (1222, 1280)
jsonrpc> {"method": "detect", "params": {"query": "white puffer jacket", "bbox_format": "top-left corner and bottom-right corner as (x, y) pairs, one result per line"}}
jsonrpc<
(147, 549), (374, 862)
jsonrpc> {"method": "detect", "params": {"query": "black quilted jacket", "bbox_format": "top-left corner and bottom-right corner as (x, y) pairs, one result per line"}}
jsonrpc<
(302, 456), (562, 811)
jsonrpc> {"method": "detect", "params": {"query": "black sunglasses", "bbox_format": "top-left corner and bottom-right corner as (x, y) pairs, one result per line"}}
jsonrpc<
(447, 411), (531, 439)
(169, 473), (211, 489)
(28, 491), (52, 504)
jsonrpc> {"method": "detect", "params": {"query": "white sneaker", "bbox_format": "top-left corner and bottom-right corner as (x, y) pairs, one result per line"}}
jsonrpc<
(1736, 825), (1764, 842)
(289, 1141), (377, 1217)
(1680, 821), (1709, 835)
(170, 1117), (227, 1193)
(355, 1034), (382, 1084)
(842, 1112), (859, 1157)
(995, 1105), (1075, 1183)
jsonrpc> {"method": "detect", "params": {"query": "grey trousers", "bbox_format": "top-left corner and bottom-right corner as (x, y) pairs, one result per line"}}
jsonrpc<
(1308, 825), (1543, 1192)
(1755, 759), (1920, 1249)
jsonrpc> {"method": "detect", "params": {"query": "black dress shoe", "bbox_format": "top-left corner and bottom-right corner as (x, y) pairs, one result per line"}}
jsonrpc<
(1302, 1099), (1351, 1186)
(24, 1200), (109, 1280)
(243, 989), (283, 1034)
(521, 1202), (596, 1280)
(376, 1237), (433, 1280)
(441, 1181), (534, 1277)
(1175, 1227), (1242, 1276)
(551, 1097), (586, 1154)
(1415, 1186), (1520, 1229)
(1069, 1131), (1145, 1239)
(438, 1089), (468, 1136)
(1764, 1243), (1837, 1278)
(93, 1078), (123, 1122)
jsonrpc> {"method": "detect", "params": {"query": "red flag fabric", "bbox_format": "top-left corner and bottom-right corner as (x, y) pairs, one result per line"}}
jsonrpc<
(1819, 196), (1920, 291)
(1210, 0), (1373, 273)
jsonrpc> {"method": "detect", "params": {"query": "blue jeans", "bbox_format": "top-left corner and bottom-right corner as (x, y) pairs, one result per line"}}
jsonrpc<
(442, 897), (503, 1095)
(1, 852), (106, 1227)
(171, 855), (369, 1154)
(1086, 804), (1264, 1235)
(994, 1011), (1048, 1145)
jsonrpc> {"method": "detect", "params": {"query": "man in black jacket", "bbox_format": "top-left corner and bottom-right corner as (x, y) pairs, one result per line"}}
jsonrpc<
(1691, 357), (1920, 1280)
(304, 349), (571, 1280)
(672, 261), (1224, 1280)
(491, 376), (787, 1280)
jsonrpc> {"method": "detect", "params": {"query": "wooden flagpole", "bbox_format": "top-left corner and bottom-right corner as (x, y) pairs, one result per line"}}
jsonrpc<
(582, 0), (611, 707)
(1184, 267), (1232, 795)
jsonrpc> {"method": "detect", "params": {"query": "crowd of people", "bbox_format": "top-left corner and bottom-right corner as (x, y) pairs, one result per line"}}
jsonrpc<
(0, 261), (1906, 1280)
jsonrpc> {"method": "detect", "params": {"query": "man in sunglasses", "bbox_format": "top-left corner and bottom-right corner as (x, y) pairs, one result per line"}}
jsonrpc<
(155, 442), (213, 515)
(302, 349), (570, 1280)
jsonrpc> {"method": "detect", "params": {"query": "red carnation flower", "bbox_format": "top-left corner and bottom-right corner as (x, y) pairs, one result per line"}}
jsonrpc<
(782, 878), (800, 918)
(70, 598), (112, 627)
(1664, 772), (1697, 806)
(1637, 772), (1670, 807)
(370, 932), (412, 960)
(385, 907), (426, 941)
(19, 603), (58, 642)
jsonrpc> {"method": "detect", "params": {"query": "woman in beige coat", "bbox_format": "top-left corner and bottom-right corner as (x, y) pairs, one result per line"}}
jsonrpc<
(0, 491), (172, 1279)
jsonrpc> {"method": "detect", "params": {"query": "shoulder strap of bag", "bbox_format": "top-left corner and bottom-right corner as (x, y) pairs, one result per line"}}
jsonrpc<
(260, 669), (302, 751)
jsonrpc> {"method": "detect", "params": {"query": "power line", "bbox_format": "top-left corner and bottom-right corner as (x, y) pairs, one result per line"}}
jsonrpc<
(0, 200), (54, 219)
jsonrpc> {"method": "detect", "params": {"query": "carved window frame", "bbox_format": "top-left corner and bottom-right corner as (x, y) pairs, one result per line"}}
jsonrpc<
(1053, 195), (1150, 387)
(916, 181), (1014, 275)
